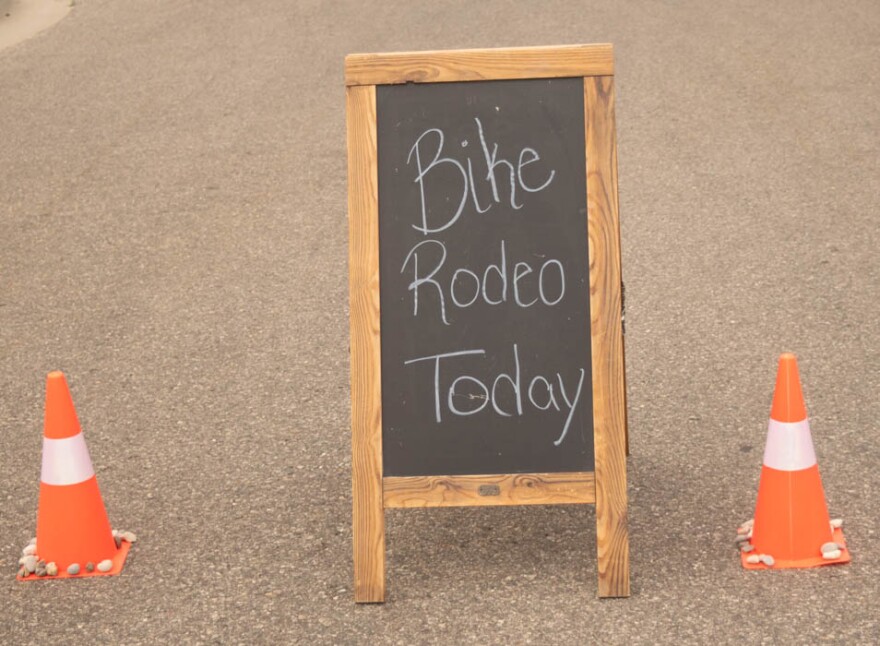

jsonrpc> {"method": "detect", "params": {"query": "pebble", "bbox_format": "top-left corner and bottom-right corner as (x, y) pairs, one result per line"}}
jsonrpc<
(67, 563), (80, 575)
(112, 529), (119, 538)
(734, 534), (749, 544)
(22, 544), (36, 556)
(114, 535), (122, 548)
(27, 537), (37, 547)
(97, 559), (113, 572)
(85, 562), (95, 573)
(22, 556), (37, 574)
(746, 554), (761, 564)
(18, 566), (28, 578)
(820, 542), (840, 554)
(823, 549), (842, 560)
(740, 543), (755, 553)
(830, 518), (843, 529)
(121, 531), (137, 544)
(46, 562), (58, 576)
(35, 563), (47, 577)
(760, 554), (775, 567)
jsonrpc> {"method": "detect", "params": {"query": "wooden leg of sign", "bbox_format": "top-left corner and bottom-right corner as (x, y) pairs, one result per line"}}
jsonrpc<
(585, 75), (630, 598)
(347, 83), (385, 603)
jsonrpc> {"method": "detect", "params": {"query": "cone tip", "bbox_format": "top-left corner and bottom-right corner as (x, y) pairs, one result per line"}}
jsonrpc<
(771, 352), (807, 423)
(47, 370), (65, 380)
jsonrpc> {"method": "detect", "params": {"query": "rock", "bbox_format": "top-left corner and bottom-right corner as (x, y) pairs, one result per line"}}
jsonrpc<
(22, 544), (36, 556)
(22, 556), (37, 574)
(760, 554), (775, 567)
(746, 554), (761, 564)
(821, 542), (840, 554)
(740, 543), (755, 553)
(734, 534), (749, 544)
(114, 534), (122, 548)
(27, 537), (37, 547)
(112, 529), (119, 538)
(823, 549), (842, 560)
(85, 562), (95, 572)
(830, 518), (843, 529)
(121, 531), (137, 544)
(46, 562), (58, 576)
(97, 559), (113, 572)
(747, 528), (753, 538)
(35, 564), (47, 577)
(18, 566), (28, 578)
(67, 563), (80, 575)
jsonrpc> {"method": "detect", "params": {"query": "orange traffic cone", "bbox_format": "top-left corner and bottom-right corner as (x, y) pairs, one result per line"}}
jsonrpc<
(739, 354), (850, 569)
(17, 372), (131, 580)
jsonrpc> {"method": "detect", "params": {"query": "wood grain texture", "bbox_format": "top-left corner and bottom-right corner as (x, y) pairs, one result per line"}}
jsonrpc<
(383, 472), (595, 508)
(345, 44), (613, 86)
(584, 76), (630, 598)
(346, 84), (385, 603)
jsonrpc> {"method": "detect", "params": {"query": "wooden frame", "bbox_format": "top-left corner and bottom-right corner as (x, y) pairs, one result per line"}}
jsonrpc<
(346, 44), (628, 603)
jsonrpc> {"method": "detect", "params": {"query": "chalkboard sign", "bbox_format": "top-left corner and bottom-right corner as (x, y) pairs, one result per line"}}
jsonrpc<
(377, 78), (593, 477)
(346, 44), (628, 602)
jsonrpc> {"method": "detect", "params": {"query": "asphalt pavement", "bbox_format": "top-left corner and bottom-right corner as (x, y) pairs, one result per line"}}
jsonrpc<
(1, 1), (878, 643)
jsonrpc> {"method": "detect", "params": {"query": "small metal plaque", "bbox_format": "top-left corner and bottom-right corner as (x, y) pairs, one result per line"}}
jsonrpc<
(478, 484), (501, 497)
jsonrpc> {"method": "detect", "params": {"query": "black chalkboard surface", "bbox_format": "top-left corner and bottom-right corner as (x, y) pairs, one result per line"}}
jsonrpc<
(377, 78), (593, 477)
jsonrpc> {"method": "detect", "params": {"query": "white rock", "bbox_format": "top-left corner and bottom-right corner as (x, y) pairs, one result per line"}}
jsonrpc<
(746, 554), (761, 564)
(46, 562), (58, 576)
(820, 541), (841, 554)
(112, 529), (119, 537)
(97, 559), (113, 572)
(22, 544), (36, 556)
(121, 531), (137, 544)
(22, 556), (37, 573)
(27, 537), (37, 547)
(822, 549), (842, 560)
(830, 518), (843, 529)
(760, 554), (775, 567)
(67, 563), (80, 575)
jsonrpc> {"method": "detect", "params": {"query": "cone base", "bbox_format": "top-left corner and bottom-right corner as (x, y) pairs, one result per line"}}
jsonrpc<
(741, 527), (851, 570)
(16, 540), (131, 581)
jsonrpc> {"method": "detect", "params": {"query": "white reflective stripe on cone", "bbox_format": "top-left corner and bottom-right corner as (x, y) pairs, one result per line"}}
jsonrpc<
(763, 418), (817, 471)
(41, 433), (95, 486)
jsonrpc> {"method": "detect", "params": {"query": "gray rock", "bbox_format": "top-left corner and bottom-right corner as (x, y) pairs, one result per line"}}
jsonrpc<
(822, 549), (842, 560)
(85, 562), (95, 572)
(760, 554), (775, 567)
(734, 534), (749, 544)
(18, 566), (28, 578)
(97, 559), (113, 572)
(67, 563), (80, 575)
(22, 544), (36, 556)
(46, 562), (58, 576)
(821, 541), (840, 554)
(121, 531), (137, 544)
(740, 543), (755, 553)
(114, 535), (122, 548)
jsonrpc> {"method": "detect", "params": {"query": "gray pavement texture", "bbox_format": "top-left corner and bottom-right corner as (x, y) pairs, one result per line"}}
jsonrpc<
(1, 0), (879, 644)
